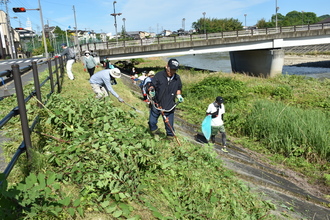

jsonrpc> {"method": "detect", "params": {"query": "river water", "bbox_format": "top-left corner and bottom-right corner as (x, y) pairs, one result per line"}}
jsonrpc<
(172, 52), (330, 79)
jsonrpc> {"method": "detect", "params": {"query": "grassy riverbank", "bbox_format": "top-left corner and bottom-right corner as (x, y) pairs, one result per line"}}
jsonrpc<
(127, 57), (330, 189)
(0, 57), (329, 219)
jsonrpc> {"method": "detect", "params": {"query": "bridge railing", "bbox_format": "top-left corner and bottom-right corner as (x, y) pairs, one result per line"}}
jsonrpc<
(0, 57), (65, 184)
(80, 22), (330, 53)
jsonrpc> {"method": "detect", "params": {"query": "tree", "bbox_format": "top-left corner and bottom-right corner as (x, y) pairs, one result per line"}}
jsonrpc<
(192, 18), (243, 34)
(257, 10), (322, 28)
(256, 18), (270, 28)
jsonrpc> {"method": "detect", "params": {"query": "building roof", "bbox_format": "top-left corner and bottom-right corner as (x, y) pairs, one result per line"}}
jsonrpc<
(317, 17), (330, 24)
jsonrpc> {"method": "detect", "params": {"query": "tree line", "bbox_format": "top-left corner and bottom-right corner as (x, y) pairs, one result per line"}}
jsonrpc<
(192, 11), (330, 34)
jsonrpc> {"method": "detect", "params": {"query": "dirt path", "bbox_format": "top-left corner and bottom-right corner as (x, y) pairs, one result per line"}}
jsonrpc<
(175, 118), (330, 220)
(121, 73), (330, 220)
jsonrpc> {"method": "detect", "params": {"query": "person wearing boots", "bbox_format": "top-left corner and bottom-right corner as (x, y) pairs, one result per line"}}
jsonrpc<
(206, 96), (228, 153)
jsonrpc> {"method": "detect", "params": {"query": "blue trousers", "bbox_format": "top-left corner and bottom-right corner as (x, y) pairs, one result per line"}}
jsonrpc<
(148, 105), (175, 136)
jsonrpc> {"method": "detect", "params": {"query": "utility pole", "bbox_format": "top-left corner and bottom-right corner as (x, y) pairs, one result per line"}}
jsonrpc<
(3, 0), (16, 59)
(73, 5), (80, 59)
(38, 0), (48, 58)
(111, 1), (122, 45)
(203, 12), (206, 35)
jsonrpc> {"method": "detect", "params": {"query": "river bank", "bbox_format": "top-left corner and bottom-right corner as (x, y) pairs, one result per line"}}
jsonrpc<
(284, 54), (330, 66)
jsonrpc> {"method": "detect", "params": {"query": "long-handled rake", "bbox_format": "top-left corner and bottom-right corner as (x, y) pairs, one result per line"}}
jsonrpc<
(153, 102), (181, 146)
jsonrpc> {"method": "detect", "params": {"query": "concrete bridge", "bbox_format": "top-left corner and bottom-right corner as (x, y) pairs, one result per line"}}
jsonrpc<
(80, 23), (330, 77)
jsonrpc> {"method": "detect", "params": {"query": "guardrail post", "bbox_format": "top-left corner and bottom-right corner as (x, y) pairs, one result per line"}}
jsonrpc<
(31, 61), (42, 108)
(12, 64), (32, 161)
(47, 59), (55, 94)
(54, 58), (61, 93)
(59, 56), (65, 77)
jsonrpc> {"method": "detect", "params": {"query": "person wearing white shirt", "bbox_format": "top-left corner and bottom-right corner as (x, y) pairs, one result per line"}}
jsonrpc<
(206, 96), (228, 152)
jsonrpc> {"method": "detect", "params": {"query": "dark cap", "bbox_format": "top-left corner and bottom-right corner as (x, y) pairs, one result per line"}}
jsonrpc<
(168, 58), (180, 70)
(216, 96), (224, 104)
(61, 43), (67, 47)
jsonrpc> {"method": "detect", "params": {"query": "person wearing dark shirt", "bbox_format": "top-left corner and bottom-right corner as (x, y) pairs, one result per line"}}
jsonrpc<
(60, 43), (75, 80)
(147, 59), (184, 139)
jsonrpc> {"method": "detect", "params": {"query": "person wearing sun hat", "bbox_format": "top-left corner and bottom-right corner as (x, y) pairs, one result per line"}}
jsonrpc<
(83, 50), (98, 78)
(89, 68), (124, 102)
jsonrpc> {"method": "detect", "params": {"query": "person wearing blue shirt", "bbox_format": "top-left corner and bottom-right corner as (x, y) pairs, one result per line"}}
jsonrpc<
(89, 68), (124, 102)
(141, 70), (155, 103)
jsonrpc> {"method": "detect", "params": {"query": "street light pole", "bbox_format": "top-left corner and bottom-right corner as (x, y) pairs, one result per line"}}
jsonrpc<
(182, 18), (185, 31)
(111, 1), (122, 45)
(301, 11), (304, 28)
(244, 14), (247, 29)
(275, 0), (279, 31)
(122, 18), (126, 36)
(202, 12), (206, 35)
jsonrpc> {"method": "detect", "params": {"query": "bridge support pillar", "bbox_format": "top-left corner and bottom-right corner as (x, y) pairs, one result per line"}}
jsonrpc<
(229, 49), (284, 77)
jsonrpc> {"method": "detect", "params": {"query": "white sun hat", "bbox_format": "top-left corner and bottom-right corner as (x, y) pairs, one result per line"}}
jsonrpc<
(110, 68), (121, 78)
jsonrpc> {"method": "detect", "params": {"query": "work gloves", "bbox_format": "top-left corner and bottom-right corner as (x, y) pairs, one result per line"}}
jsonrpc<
(177, 94), (184, 103)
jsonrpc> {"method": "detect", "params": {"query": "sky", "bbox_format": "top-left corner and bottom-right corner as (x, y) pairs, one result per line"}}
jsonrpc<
(1, 0), (329, 36)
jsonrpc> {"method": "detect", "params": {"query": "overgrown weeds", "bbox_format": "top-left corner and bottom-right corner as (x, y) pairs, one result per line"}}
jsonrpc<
(0, 62), (276, 219)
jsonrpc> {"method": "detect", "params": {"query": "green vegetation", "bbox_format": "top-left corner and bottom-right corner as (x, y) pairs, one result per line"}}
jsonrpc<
(178, 68), (330, 185)
(192, 18), (243, 33)
(0, 63), (276, 219)
(0, 57), (329, 219)
(256, 11), (329, 28)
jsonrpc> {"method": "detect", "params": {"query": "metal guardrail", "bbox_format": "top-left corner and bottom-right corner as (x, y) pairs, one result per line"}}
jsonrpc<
(0, 56), (65, 184)
(0, 64), (33, 91)
(80, 23), (330, 52)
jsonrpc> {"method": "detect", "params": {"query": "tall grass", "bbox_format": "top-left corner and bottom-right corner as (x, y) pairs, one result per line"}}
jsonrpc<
(243, 100), (330, 160)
